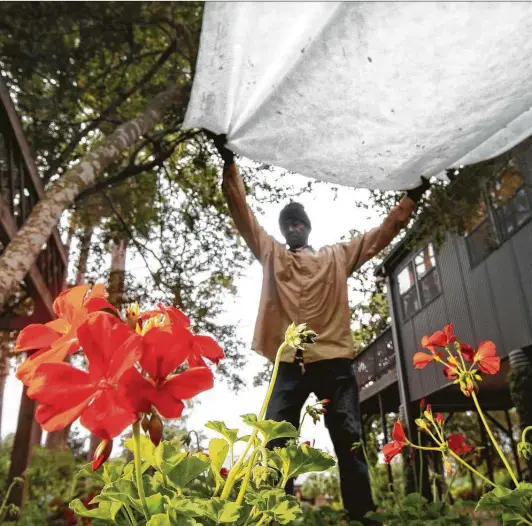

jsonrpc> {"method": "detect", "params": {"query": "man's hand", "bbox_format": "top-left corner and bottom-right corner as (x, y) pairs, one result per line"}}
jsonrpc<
(204, 130), (235, 165)
(406, 176), (430, 202)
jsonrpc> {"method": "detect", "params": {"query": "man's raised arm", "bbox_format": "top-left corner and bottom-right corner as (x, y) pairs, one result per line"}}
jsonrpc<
(210, 134), (274, 263)
(342, 177), (431, 274)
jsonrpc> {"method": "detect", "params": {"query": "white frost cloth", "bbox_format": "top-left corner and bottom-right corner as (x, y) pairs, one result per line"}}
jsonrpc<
(184, 2), (532, 190)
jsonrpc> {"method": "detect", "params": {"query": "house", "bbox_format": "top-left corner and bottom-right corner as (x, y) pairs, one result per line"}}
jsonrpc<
(352, 136), (532, 484)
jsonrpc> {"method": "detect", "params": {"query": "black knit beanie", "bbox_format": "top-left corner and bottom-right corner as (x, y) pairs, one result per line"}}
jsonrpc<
(279, 202), (311, 230)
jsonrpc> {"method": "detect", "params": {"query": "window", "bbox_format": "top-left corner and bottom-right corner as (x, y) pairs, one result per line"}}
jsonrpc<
(398, 244), (441, 319)
(465, 159), (532, 266)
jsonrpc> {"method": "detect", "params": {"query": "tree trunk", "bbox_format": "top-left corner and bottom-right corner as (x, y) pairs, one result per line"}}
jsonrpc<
(0, 84), (186, 313)
(108, 237), (128, 307)
(75, 224), (95, 285)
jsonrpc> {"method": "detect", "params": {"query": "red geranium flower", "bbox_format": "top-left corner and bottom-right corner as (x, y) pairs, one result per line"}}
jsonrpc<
(27, 312), (141, 439)
(448, 433), (471, 455)
(15, 284), (116, 385)
(383, 421), (407, 463)
(413, 351), (440, 369)
(118, 322), (214, 419)
(459, 343), (476, 364)
(443, 363), (459, 380)
(421, 324), (456, 351)
(139, 303), (224, 368)
(474, 341), (500, 375)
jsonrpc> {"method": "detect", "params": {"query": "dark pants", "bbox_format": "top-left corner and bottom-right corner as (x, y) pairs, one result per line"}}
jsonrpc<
(265, 358), (376, 524)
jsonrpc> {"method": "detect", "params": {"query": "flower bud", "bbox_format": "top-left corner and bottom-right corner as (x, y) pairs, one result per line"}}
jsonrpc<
(420, 398), (426, 409)
(148, 413), (164, 446)
(320, 399), (330, 406)
(285, 323), (317, 350)
(219, 467), (229, 479)
(424, 404), (433, 421)
(416, 418), (429, 431)
(92, 439), (113, 471)
(436, 413), (444, 426)
(141, 413), (150, 433)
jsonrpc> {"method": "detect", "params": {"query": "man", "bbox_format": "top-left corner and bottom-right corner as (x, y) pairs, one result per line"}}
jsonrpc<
(211, 134), (429, 524)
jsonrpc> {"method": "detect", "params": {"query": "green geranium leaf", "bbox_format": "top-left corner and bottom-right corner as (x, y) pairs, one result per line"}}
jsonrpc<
(244, 418), (298, 444)
(91, 478), (137, 508)
(501, 512), (524, 526)
(167, 454), (210, 489)
(124, 435), (156, 467)
(241, 413), (258, 425)
(122, 460), (150, 481)
(147, 513), (171, 526)
(271, 443), (335, 480)
(70, 499), (122, 522)
(145, 494), (165, 515)
(77, 462), (105, 483)
(205, 421), (239, 445)
(204, 498), (241, 523)
(245, 489), (301, 524)
(168, 496), (206, 517)
(102, 462), (125, 484)
(209, 438), (229, 493)
(154, 441), (188, 475)
(209, 438), (229, 472)
(476, 486), (514, 512)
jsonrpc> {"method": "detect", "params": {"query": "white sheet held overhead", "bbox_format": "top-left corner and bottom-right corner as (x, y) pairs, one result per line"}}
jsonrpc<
(184, 2), (532, 190)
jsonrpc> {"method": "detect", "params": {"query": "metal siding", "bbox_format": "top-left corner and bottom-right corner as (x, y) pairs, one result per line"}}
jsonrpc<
(511, 221), (532, 346)
(398, 317), (418, 401)
(453, 238), (504, 350)
(409, 297), (447, 400)
(485, 239), (532, 355)
(436, 237), (477, 345)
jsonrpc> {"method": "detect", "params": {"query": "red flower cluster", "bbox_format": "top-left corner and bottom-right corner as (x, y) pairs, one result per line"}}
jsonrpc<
(413, 323), (500, 378)
(16, 285), (223, 445)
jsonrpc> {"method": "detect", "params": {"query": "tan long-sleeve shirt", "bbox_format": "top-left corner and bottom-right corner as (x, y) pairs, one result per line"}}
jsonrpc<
(222, 164), (416, 363)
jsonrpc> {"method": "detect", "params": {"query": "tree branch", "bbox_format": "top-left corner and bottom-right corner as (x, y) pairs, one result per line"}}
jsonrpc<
(43, 40), (178, 184)
(74, 130), (199, 202)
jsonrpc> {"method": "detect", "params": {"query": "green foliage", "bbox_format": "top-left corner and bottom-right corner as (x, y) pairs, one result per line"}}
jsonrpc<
(366, 493), (476, 525)
(72, 433), (335, 525)
(476, 482), (532, 525)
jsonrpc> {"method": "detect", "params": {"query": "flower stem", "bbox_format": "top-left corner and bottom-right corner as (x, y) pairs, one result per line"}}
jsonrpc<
(221, 341), (288, 500)
(471, 390), (519, 487)
(0, 478), (22, 523)
(256, 515), (268, 526)
(448, 449), (496, 487)
(418, 428), (423, 498)
(443, 467), (459, 503)
(132, 421), (150, 520)
(236, 447), (263, 505)
(123, 503), (138, 526)
(258, 342), (287, 420)
(520, 426), (532, 446)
